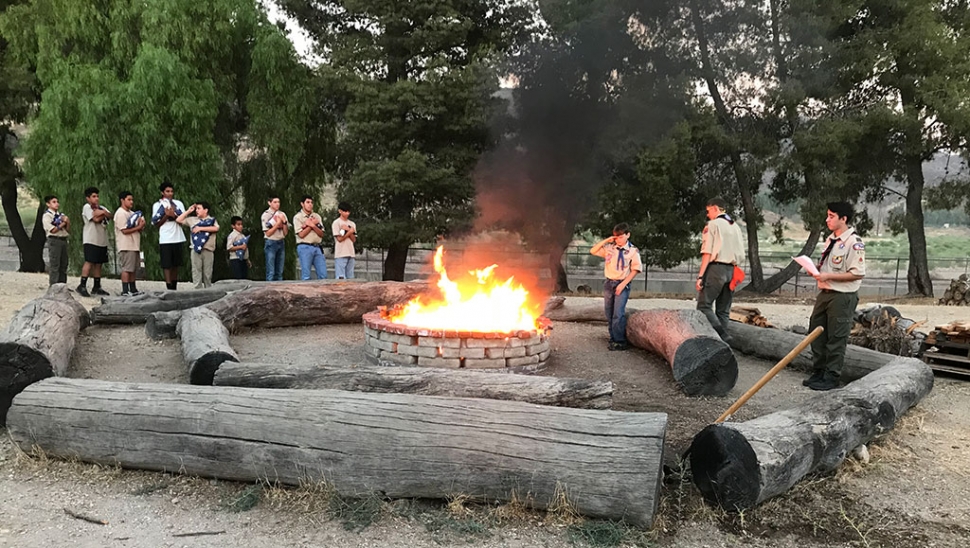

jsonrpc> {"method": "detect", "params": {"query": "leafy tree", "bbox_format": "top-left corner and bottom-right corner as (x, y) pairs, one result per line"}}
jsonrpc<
(276, 0), (533, 281)
(0, 0), (318, 280)
(0, 0), (44, 272)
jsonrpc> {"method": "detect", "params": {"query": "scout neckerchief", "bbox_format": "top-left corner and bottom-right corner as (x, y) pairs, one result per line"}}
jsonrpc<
(47, 209), (63, 227)
(818, 235), (839, 270)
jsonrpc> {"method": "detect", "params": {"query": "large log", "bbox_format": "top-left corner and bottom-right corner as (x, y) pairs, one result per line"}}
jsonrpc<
(145, 310), (183, 340)
(206, 281), (427, 330)
(0, 284), (89, 424)
(177, 308), (239, 385)
(725, 322), (893, 381)
(544, 303), (610, 323)
(90, 283), (252, 324)
(8, 378), (667, 527)
(626, 309), (738, 397)
(689, 357), (933, 511)
(213, 362), (614, 409)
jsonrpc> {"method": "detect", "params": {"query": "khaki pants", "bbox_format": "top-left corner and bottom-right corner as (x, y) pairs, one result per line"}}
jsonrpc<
(809, 290), (859, 377)
(48, 237), (69, 286)
(191, 249), (214, 288)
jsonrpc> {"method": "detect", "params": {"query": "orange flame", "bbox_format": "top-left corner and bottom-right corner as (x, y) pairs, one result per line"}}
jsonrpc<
(389, 246), (541, 332)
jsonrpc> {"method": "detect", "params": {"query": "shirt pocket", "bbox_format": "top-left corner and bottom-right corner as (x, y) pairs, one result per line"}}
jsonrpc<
(830, 251), (848, 272)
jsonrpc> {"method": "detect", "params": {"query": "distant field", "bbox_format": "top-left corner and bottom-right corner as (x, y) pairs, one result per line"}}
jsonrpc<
(759, 227), (970, 259)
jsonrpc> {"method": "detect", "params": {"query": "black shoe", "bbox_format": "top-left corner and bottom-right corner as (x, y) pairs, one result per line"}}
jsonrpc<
(802, 370), (824, 387)
(92, 287), (110, 296)
(808, 372), (840, 391)
(613, 342), (630, 351)
(76, 285), (90, 297)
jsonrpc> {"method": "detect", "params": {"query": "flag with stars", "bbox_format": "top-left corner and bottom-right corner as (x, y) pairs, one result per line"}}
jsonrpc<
(232, 235), (250, 260)
(151, 199), (182, 225)
(126, 211), (143, 228)
(191, 218), (217, 253)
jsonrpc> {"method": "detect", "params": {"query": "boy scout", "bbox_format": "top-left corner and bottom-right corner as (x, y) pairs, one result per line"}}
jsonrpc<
(805, 201), (866, 391)
(42, 195), (71, 286)
(696, 197), (745, 342)
(590, 223), (642, 351)
(293, 195), (328, 280)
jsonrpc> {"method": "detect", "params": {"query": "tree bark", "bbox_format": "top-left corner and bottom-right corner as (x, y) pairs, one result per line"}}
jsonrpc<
(90, 284), (252, 324)
(213, 362), (614, 409)
(8, 378), (666, 527)
(206, 280), (427, 331)
(626, 309), (738, 396)
(689, 357), (933, 511)
(744, 227), (822, 294)
(904, 154), (933, 296)
(177, 308), (239, 385)
(0, 174), (47, 273)
(0, 285), (89, 424)
(725, 322), (893, 381)
(383, 240), (410, 281)
(145, 310), (183, 340)
(544, 303), (609, 323)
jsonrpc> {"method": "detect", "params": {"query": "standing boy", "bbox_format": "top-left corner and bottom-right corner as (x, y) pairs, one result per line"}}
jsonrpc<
(151, 181), (186, 290)
(177, 202), (220, 289)
(293, 195), (328, 280)
(261, 196), (288, 281)
(41, 195), (71, 287)
(114, 191), (146, 296)
(78, 187), (112, 297)
(805, 202), (866, 391)
(227, 216), (250, 280)
(332, 201), (357, 279)
(590, 223), (642, 350)
(695, 197), (745, 343)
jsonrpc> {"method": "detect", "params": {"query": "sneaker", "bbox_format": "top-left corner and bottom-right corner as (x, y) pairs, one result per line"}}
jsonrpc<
(92, 288), (110, 296)
(76, 285), (90, 297)
(120, 292), (132, 297)
(808, 372), (840, 391)
(131, 290), (144, 296)
(612, 341), (630, 351)
(802, 370), (825, 387)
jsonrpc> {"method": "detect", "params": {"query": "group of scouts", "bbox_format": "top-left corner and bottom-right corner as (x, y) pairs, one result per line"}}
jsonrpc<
(592, 198), (866, 392)
(41, 182), (358, 296)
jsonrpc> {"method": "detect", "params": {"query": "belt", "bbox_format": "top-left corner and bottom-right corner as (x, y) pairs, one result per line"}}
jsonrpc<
(711, 261), (735, 266)
(819, 289), (855, 294)
(297, 242), (320, 247)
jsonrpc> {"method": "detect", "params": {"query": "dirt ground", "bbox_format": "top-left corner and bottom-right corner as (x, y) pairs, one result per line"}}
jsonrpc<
(1, 271), (970, 548)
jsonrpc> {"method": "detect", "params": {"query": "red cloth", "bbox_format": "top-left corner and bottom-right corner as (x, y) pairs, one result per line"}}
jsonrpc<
(729, 265), (746, 290)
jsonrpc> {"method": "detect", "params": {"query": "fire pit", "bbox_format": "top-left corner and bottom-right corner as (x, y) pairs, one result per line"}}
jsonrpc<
(362, 245), (550, 372)
(363, 311), (550, 372)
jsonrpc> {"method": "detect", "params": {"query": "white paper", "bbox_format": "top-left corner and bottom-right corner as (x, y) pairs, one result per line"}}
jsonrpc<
(793, 255), (819, 277)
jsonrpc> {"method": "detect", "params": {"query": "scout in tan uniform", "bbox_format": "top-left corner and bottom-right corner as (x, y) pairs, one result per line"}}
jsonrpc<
(696, 197), (745, 342)
(805, 201), (866, 391)
(42, 195), (71, 286)
(293, 195), (328, 280)
(590, 223), (643, 351)
(78, 186), (112, 297)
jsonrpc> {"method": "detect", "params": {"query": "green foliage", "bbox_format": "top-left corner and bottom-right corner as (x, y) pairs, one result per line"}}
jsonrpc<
(224, 483), (262, 512)
(0, 0), (320, 280)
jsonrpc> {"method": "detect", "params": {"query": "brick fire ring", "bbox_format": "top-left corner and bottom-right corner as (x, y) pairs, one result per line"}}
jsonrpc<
(362, 311), (551, 373)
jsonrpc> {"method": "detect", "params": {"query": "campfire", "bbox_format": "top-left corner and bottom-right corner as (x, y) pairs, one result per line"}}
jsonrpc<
(364, 246), (551, 372)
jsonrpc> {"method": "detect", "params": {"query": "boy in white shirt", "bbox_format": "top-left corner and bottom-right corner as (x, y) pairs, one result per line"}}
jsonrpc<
(151, 181), (187, 290)
(332, 202), (357, 279)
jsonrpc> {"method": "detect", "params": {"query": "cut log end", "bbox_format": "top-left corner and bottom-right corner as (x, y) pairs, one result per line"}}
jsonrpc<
(672, 337), (738, 396)
(0, 343), (55, 425)
(189, 354), (238, 386)
(688, 424), (760, 511)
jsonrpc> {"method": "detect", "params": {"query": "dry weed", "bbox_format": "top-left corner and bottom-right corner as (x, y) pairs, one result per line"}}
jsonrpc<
(490, 490), (534, 523)
(544, 482), (582, 526)
(445, 493), (475, 518)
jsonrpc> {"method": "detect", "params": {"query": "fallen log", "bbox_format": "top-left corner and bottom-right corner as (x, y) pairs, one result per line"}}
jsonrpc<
(206, 281), (427, 331)
(0, 284), (89, 424)
(90, 283), (252, 324)
(8, 378), (667, 527)
(177, 308), (239, 385)
(725, 322), (892, 381)
(626, 309), (738, 397)
(213, 362), (614, 409)
(544, 303), (610, 323)
(689, 357), (933, 511)
(145, 310), (183, 340)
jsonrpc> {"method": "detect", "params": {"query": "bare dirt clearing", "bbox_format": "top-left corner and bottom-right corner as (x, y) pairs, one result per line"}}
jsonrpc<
(1, 271), (969, 547)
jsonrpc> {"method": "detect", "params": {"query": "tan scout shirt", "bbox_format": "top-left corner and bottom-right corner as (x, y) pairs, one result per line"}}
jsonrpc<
(114, 208), (141, 252)
(227, 229), (250, 261)
(818, 227), (865, 293)
(42, 209), (69, 239)
(332, 218), (356, 258)
(261, 209), (288, 241)
(82, 204), (110, 247)
(293, 211), (324, 245)
(701, 216), (745, 265)
(594, 242), (642, 281)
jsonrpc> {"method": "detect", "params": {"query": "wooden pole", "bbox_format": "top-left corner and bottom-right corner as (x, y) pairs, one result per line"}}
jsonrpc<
(715, 326), (824, 423)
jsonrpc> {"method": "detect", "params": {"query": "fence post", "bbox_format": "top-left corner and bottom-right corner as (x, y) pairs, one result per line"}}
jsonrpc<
(893, 258), (901, 296)
(794, 270), (798, 297)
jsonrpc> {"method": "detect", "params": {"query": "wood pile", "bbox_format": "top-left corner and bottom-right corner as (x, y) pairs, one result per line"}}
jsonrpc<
(729, 306), (772, 328)
(939, 274), (970, 305)
(925, 321), (970, 345)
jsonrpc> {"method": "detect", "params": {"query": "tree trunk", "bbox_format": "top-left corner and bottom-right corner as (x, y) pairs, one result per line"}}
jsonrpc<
(904, 155), (933, 296)
(383, 240), (409, 281)
(90, 284), (252, 324)
(207, 280), (427, 331)
(689, 357), (933, 511)
(544, 303), (609, 323)
(725, 322), (894, 381)
(550, 245), (570, 293)
(626, 309), (738, 396)
(0, 173), (47, 273)
(177, 308), (239, 385)
(743, 228), (822, 294)
(0, 285), (89, 424)
(8, 378), (666, 527)
(213, 362), (614, 409)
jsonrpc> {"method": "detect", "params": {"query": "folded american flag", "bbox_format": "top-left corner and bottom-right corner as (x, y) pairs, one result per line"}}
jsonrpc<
(151, 200), (183, 225)
(99, 205), (111, 226)
(191, 217), (217, 253)
(232, 235), (250, 260)
(50, 212), (63, 226)
(126, 211), (143, 228)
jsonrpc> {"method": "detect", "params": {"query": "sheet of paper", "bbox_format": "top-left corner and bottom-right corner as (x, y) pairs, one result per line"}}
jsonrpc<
(793, 255), (819, 277)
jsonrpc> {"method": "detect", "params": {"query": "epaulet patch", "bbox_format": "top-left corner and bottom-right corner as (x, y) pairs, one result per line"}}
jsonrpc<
(702, 226), (709, 234)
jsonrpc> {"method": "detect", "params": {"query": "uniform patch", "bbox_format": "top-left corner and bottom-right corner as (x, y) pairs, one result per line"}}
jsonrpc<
(839, 243), (845, 249)
(832, 255), (843, 265)
(853, 242), (865, 250)
(703, 226), (709, 234)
